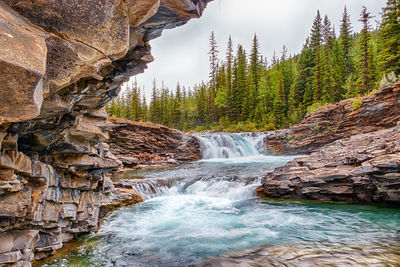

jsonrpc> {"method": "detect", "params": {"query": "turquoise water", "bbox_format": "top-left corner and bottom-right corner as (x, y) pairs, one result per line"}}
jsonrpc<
(43, 134), (400, 267)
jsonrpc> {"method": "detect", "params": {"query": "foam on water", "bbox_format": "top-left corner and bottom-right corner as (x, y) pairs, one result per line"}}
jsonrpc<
(42, 133), (400, 267)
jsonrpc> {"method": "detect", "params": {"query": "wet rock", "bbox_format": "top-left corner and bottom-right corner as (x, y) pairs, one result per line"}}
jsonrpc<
(265, 83), (400, 155)
(260, 125), (400, 204)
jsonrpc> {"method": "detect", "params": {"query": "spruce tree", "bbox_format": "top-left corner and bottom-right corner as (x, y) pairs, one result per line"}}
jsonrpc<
(273, 70), (286, 127)
(310, 10), (323, 51)
(322, 15), (334, 45)
(340, 6), (354, 76)
(226, 36), (234, 112)
(312, 47), (323, 102)
(208, 31), (219, 94)
(358, 6), (375, 94)
(379, 0), (400, 75)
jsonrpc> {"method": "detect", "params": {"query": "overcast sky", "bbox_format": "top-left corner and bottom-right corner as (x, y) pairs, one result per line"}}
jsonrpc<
(129, 0), (386, 99)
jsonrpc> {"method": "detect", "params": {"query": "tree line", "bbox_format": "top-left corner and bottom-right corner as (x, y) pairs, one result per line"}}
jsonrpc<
(107, 1), (400, 132)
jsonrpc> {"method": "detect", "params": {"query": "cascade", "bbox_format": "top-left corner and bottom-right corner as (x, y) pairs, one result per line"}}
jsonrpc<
(197, 133), (266, 159)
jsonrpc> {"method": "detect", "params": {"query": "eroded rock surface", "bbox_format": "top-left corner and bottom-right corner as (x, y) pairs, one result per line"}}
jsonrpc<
(0, 0), (211, 265)
(108, 118), (201, 168)
(265, 83), (400, 155)
(259, 125), (400, 204)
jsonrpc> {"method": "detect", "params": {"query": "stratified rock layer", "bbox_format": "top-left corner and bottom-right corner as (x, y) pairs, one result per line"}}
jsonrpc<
(265, 83), (400, 155)
(108, 118), (201, 168)
(0, 0), (211, 265)
(260, 125), (400, 204)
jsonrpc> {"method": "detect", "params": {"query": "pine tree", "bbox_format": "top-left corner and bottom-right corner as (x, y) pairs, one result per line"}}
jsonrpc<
(379, 0), (400, 75)
(273, 70), (286, 127)
(232, 45), (247, 121)
(358, 6), (375, 94)
(322, 15), (334, 45)
(226, 36), (234, 112)
(312, 47), (324, 102)
(310, 10), (323, 51)
(209, 31), (219, 94)
(340, 6), (354, 76)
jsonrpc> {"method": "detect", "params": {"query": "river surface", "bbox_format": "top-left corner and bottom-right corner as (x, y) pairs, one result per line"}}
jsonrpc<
(43, 133), (400, 267)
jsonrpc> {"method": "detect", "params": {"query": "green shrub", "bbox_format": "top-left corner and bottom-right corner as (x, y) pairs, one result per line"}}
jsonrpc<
(306, 102), (330, 115)
(351, 98), (363, 111)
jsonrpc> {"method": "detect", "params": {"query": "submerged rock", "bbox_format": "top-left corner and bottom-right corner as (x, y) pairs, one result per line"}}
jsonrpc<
(260, 125), (400, 204)
(189, 242), (400, 267)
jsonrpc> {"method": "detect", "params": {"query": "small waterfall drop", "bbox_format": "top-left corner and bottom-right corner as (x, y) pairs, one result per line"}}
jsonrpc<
(196, 133), (266, 159)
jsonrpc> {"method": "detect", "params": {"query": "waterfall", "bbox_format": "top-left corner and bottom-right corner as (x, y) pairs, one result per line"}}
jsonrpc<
(196, 133), (266, 159)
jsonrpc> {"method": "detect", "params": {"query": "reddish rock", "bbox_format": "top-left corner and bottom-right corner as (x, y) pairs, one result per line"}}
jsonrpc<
(107, 118), (201, 168)
(265, 83), (400, 155)
(260, 125), (400, 205)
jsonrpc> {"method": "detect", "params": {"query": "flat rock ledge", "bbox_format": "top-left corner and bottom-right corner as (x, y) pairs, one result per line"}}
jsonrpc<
(259, 124), (400, 205)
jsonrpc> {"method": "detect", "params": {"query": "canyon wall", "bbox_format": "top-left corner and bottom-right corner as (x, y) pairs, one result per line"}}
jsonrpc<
(265, 83), (400, 155)
(108, 118), (201, 168)
(259, 124), (400, 205)
(0, 0), (211, 265)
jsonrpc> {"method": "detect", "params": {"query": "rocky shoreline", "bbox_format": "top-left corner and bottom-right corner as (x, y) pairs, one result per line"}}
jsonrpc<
(108, 118), (201, 170)
(259, 119), (400, 205)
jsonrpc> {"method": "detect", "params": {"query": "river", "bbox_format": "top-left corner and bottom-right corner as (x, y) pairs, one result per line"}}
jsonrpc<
(42, 133), (400, 267)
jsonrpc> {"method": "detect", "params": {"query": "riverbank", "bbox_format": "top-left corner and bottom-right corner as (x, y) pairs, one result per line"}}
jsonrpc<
(107, 118), (201, 170)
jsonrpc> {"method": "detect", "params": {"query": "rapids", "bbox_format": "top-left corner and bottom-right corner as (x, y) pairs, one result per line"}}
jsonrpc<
(42, 133), (400, 267)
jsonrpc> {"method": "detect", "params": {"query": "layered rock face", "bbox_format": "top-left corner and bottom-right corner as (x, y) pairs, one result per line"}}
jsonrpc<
(265, 83), (400, 155)
(108, 118), (201, 168)
(0, 0), (211, 265)
(259, 124), (400, 204)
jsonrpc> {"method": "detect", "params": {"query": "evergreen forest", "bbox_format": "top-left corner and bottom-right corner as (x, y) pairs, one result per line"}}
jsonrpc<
(107, 2), (400, 132)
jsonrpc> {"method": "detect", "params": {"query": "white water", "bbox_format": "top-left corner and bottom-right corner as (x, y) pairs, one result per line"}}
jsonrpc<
(197, 132), (267, 160)
(45, 133), (400, 267)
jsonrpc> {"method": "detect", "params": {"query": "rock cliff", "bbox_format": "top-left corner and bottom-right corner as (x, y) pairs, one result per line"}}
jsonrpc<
(265, 83), (400, 155)
(259, 124), (400, 205)
(108, 118), (201, 168)
(0, 0), (211, 265)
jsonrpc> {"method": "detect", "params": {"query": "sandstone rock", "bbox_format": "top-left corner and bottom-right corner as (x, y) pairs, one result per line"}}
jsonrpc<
(126, 0), (160, 27)
(0, 250), (22, 264)
(0, 2), (47, 122)
(4, 0), (130, 59)
(15, 152), (32, 176)
(260, 126), (400, 204)
(0, 232), (13, 253)
(0, 188), (31, 217)
(31, 161), (55, 185)
(2, 133), (18, 151)
(11, 230), (40, 251)
(107, 118), (201, 168)
(0, 0), (212, 265)
(265, 83), (400, 155)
